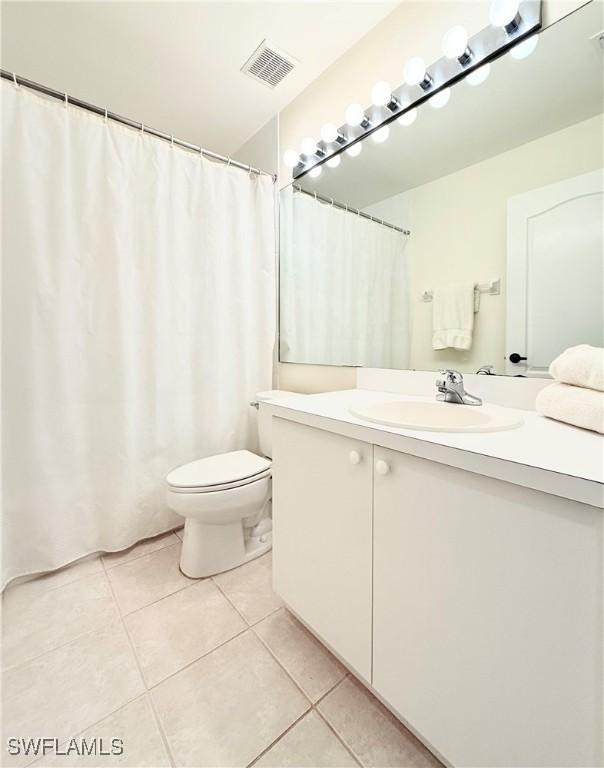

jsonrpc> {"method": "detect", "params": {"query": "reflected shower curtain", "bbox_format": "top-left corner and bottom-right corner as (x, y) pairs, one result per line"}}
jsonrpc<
(280, 191), (410, 368)
(1, 82), (275, 587)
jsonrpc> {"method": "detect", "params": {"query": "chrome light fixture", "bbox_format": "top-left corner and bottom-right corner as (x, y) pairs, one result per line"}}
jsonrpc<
(442, 26), (473, 66)
(490, 0), (521, 34)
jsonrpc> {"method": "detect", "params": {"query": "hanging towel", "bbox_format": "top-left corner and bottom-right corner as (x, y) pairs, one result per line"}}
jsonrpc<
(536, 381), (604, 434)
(549, 344), (604, 392)
(432, 282), (476, 351)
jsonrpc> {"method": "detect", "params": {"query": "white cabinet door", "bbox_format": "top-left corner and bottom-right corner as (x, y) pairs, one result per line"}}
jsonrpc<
(373, 446), (603, 768)
(272, 417), (373, 681)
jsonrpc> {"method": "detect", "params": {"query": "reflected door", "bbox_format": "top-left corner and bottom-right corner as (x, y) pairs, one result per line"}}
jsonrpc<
(506, 169), (603, 376)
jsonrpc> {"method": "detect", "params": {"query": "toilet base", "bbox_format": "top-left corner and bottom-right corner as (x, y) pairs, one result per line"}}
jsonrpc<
(179, 516), (272, 579)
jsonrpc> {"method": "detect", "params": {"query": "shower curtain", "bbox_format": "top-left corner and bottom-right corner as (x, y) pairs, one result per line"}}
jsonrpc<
(1, 82), (276, 588)
(280, 190), (410, 368)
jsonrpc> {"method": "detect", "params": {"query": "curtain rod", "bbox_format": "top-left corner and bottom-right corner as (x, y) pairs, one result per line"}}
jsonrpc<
(1, 69), (277, 182)
(293, 185), (410, 235)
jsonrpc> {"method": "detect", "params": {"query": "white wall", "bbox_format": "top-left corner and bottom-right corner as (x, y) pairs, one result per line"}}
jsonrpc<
(365, 113), (603, 373)
(276, 0), (589, 393)
(233, 116), (279, 176)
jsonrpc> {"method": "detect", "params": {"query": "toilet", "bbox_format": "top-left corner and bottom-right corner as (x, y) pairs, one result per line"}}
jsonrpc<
(166, 390), (292, 578)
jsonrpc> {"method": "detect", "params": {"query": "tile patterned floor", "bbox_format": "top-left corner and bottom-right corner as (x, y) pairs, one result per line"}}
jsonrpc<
(2, 531), (442, 768)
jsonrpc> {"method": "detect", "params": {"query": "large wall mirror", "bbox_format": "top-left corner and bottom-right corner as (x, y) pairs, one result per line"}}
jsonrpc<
(279, 2), (603, 376)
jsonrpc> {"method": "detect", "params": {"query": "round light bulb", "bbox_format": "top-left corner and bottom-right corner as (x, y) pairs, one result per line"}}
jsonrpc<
(429, 88), (451, 109)
(326, 155), (341, 168)
(345, 143), (362, 158)
(466, 63), (491, 86)
(308, 166), (322, 178)
(397, 107), (417, 127)
(370, 80), (392, 107)
(283, 150), (299, 168)
(371, 126), (390, 144)
(320, 123), (339, 143)
(490, 0), (520, 27)
(300, 137), (317, 156)
(345, 103), (365, 127)
(511, 34), (539, 59)
(404, 57), (427, 86)
(442, 26), (469, 59)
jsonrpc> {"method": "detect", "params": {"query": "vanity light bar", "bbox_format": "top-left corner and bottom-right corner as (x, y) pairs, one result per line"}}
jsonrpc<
(291, 0), (541, 180)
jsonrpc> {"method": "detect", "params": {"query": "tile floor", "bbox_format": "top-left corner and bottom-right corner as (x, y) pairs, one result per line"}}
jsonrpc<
(2, 531), (442, 768)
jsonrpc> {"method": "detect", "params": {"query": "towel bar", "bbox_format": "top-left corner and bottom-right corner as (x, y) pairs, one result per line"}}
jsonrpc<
(422, 278), (501, 303)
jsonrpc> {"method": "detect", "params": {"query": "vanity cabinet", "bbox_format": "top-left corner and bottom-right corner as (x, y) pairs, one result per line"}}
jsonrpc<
(372, 446), (602, 768)
(271, 417), (373, 681)
(272, 417), (603, 768)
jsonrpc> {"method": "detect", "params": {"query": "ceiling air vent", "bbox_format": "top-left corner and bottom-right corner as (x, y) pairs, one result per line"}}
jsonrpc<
(241, 40), (297, 89)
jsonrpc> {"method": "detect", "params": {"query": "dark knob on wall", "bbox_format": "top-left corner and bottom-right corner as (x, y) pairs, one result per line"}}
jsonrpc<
(509, 353), (528, 364)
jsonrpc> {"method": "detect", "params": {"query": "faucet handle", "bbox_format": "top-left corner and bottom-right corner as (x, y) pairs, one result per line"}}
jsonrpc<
(438, 369), (463, 384)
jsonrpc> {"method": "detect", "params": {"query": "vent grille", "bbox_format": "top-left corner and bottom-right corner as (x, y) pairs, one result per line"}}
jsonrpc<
(242, 40), (296, 88)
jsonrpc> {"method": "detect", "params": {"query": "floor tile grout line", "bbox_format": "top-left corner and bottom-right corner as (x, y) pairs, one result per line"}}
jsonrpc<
(250, 624), (315, 706)
(211, 576), (256, 627)
(103, 556), (177, 768)
(118, 576), (202, 619)
(313, 702), (365, 767)
(1, 570), (120, 674)
(102, 534), (181, 572)
(18, 692), (154, 768)
(143, 624), (251, 692)
(245, 709), (311, 768)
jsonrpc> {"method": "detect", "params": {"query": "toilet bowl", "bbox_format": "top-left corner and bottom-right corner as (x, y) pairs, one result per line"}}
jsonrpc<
(166, 390), (293, 578)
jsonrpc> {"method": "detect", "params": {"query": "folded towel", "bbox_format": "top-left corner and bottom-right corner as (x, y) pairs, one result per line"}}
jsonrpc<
(549, 344), (604, 392)
(432, 282), (475, 351)
(536, 381), (604, 434)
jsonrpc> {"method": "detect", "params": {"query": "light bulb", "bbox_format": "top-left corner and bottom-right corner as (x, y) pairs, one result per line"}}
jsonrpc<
(442, 26), (469, 59)
(346, 143), (362, 157)
(371, 81), (392, 107)
(345, 103), (365, 127)
(326, 155), (341, 168)
(397, 107), (417, 127)
(320, 123), (339, 143)
(308, 166), (322, 178)
(511, 34), (539, 59)
(283, 150), (299, 168)
(429, 88), (450, 109)
(404, 57), (427, 86)
(466, 63), (491, 86)
(371, 126), (390, 144)
(300, 137), (317, 156)
(490, 0), (520, 28)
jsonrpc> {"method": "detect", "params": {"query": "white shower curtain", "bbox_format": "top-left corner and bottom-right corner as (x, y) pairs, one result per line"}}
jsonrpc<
(1, 82), (276, 588)
(280, 190), (410, 368)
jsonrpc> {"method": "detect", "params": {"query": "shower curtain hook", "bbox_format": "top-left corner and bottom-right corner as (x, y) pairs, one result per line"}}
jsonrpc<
(104, 107), (108, 123)
(330, 197), (334, 207)
(64, 92), (68, 107)
(140, 122), (145, 135)
(12, 72), (18, 88)
(313, 192), (317, 201)
(227, 157), (232, 167)
(170, 135), (174, 148)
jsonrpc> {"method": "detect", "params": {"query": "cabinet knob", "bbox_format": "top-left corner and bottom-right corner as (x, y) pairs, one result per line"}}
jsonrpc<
(349, 450), (361, 465)
(375, 460), (390, 476)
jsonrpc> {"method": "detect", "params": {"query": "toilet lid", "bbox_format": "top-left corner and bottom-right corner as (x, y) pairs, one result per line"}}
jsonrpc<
(166, 450), (271, 490)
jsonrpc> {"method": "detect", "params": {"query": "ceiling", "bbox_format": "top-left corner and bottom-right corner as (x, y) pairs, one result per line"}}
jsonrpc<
(0, 1), (397, 159)
(296, 0), (604, 208)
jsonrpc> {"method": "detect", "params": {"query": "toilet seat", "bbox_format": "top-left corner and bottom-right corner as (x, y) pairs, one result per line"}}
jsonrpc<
(167, 450), (271, 494)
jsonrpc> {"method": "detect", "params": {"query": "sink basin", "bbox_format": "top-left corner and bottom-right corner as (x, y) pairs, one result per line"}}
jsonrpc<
(349, 399), (524, 433)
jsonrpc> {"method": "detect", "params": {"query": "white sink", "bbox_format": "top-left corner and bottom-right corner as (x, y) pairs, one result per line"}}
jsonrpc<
(349, 399), (524, 433)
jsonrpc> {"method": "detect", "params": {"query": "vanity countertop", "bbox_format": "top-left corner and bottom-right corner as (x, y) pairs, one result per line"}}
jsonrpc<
(265, 389), (604, 509)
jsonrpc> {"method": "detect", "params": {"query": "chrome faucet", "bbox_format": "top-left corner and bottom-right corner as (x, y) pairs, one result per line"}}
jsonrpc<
(436, 369), (482, 406)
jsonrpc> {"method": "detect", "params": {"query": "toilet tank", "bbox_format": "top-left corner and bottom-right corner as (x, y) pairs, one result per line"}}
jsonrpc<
(255, 390), (295, 458)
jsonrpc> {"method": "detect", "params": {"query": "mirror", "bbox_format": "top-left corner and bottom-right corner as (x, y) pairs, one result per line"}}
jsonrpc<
(279, 2), (603, 376)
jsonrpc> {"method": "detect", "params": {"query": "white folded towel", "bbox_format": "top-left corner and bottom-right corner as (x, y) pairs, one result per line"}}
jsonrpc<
(432, 282), (476, 351)
(536, 381), (604, 434)
(549, 344), (604, 392)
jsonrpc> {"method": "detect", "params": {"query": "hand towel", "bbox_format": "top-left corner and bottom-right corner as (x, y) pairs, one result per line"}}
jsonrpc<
(536, 381), (604, 434)
(432, 282), (475, 351)
(549, 344), (604, 392)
